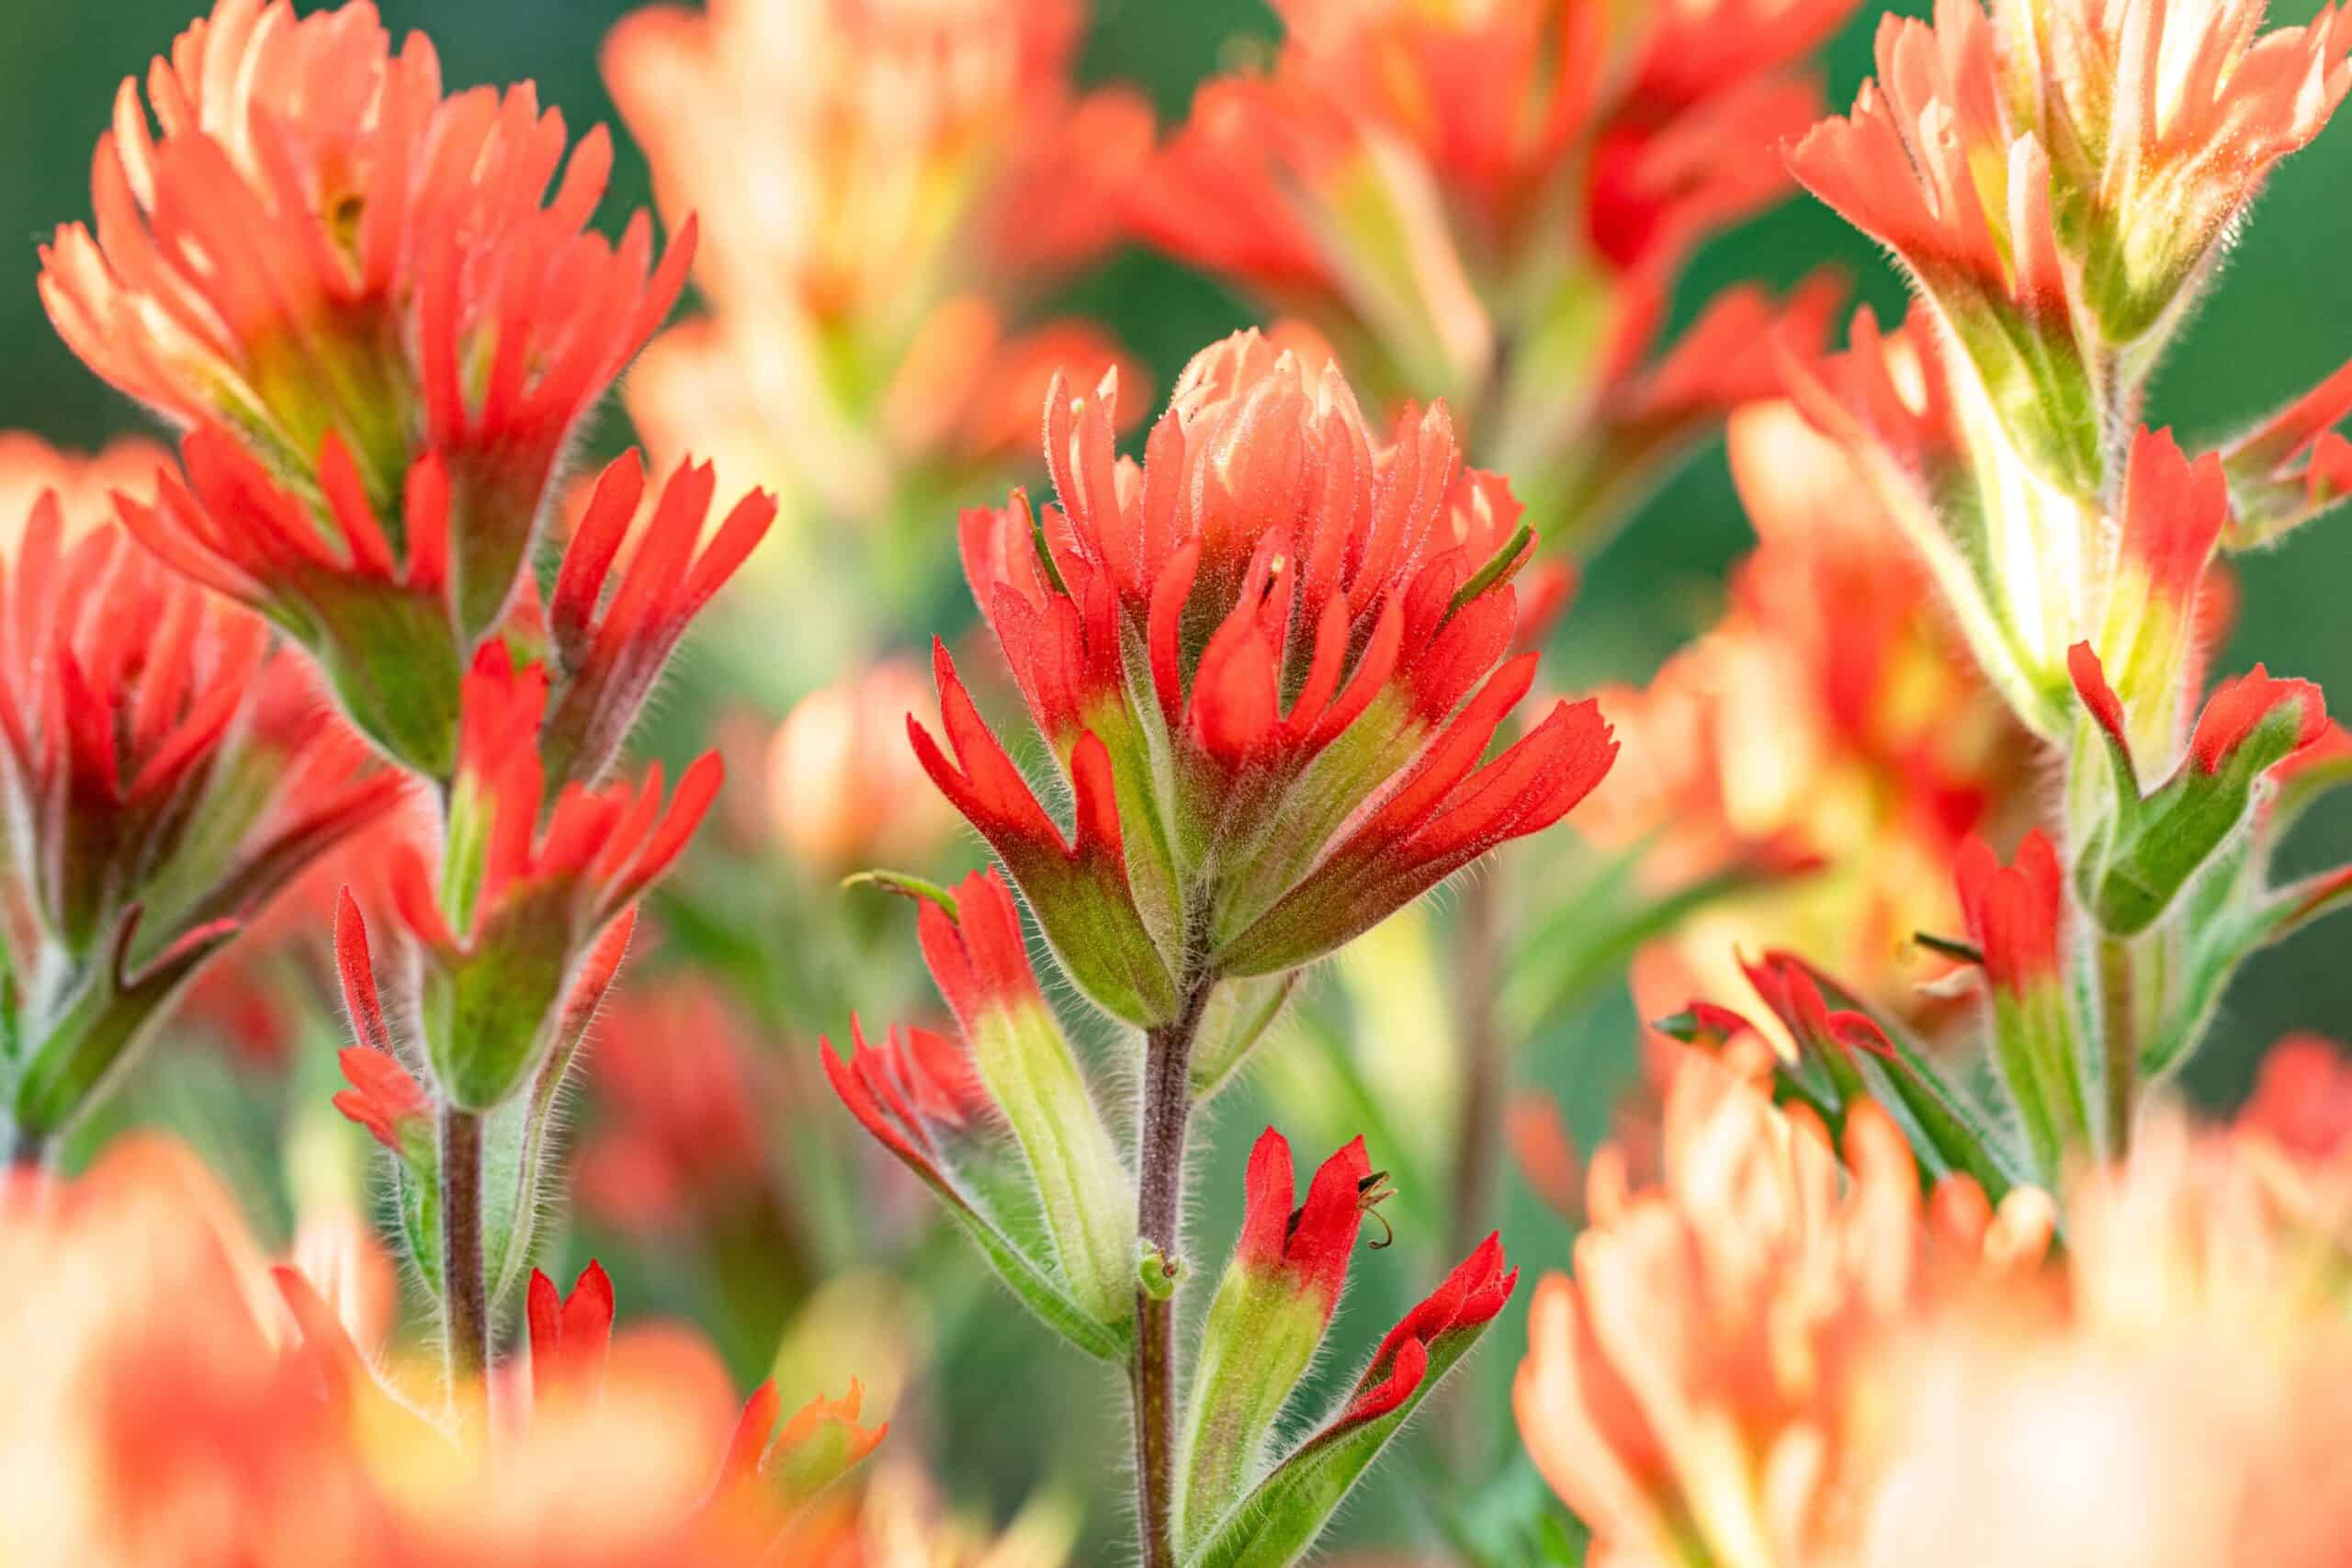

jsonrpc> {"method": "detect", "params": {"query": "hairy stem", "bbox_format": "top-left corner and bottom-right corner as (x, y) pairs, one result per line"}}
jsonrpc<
(1131, 976), (1214, 1568)
(439, 1105), (491, 1394)
(2097, 932), (2138, 1159)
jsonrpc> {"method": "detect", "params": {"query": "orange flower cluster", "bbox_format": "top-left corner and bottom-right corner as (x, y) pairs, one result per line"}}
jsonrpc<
(1519, 1035), (2352, 1568)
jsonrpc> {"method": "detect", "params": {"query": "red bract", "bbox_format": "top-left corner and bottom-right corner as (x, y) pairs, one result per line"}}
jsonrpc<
(2189, 668), (2329, 777)
(0, 499), (401, 1148)
(920, 332), (1616, 1021)
(1338, 1233), (1518, 1427)
(1954, 831), (2064, 998)
(1234, 1128), (1373, 1318)
(541, 452), (776, 785)
(390, 646), (718, 1110)
(526, 1261), (616, 1406)
(827, 869), (1136, 1336)
(718, 1380), (887, 1508)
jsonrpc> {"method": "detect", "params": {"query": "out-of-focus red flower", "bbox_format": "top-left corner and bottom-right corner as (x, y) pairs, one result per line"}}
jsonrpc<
(0, 475), (402, 1149)
(0, 1136), (800, 1566)
(605, 0), (1149, 520)
(922, 332), (1615, 1020)
(2237, 1033), (2352, 1168)
(1136, 0), (1851, 542)
(573, 982), (775, 1234)
(766, 658), (958, 874)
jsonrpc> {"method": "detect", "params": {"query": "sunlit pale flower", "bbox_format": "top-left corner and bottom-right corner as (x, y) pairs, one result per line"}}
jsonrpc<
(605, 0), (1148, 523)
(1782, 305), (2236, 746)
(0, 489), (403, 1157)
(1791, 0), (2352, 493)
(767, 658), (958, 874)
(1580, 398), (2034, 1033)
(922, 332), (1616, 1022)
(1514, 1056), (2052, 1568)
(41, 0), (688, 617)
(1136, 0), (1850, 540)
(1856, 1106), (2352, 1568)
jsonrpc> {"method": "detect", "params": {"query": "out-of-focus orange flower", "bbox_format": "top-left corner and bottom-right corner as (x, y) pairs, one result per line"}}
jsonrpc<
(1853, 1106), (2352, 1568)
(0, 1136), (862, 1565)
(605, 0), (1150, 523)
(767, 658), (958, 874)
(1514, 1055), (2052, 1567)
(1583, 398), (2037, 1038)
(1136, 0), (1851, 540)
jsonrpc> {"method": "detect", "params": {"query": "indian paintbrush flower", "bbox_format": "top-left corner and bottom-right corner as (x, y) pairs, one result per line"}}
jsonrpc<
(52, 0), (693, 777)
(916, 331), (1617, 1025)
(1790, 0), (2352, 495)
(1184, 1211), (1519, 1565)
(1177, 1129), (1377, 1548)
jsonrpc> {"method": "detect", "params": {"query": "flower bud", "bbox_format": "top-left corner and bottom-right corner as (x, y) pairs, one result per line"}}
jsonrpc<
(1179, 1130), (1375, 1547)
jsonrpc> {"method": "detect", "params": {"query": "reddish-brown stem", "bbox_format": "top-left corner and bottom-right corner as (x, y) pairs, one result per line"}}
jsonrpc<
(1130, 976), (1213, 1568)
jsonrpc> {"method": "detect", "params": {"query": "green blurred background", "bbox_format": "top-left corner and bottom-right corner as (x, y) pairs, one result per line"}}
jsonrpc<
(6, 0), (2351, 1553)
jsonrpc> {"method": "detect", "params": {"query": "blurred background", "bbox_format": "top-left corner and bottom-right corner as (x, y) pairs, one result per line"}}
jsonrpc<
(7, 0), (2352, 1559)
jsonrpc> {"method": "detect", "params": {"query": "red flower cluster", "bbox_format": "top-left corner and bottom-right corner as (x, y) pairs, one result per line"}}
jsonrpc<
(922, 332), (1616, 1021)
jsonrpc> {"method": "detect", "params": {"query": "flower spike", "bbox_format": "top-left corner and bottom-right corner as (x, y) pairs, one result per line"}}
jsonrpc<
(1184, 1229), (1517, 1564)
(51, 0), (693, 777)
(821, 872), (1135, 1358)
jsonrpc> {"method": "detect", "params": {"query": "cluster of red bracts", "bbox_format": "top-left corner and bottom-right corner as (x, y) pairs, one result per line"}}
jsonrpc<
(917, 332), (1617, 1024)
